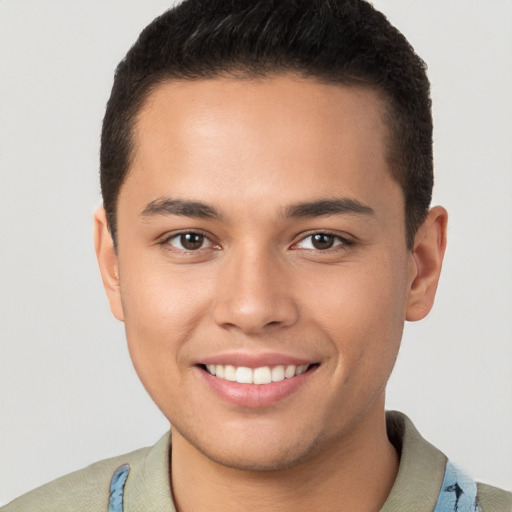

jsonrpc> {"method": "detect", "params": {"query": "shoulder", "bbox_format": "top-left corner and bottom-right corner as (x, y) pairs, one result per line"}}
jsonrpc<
(477, 482), (512, 512)
(384, 412), (512, 512)
(1, 443), (158, 512)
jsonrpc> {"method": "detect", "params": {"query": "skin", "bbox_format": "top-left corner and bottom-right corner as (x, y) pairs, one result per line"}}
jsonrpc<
(95, 75), (447, 511)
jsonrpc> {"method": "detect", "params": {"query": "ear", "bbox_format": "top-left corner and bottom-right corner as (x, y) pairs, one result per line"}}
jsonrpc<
(406, 206), (448, 321)
(93, 206), (124, 321)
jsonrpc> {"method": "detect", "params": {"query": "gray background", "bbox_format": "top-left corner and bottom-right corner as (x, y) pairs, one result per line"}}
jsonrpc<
(1, 0), (511, 504)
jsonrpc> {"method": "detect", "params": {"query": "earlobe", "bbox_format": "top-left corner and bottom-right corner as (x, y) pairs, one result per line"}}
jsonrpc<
(406, 206), (448, 322)
(93, 207), (124, 322)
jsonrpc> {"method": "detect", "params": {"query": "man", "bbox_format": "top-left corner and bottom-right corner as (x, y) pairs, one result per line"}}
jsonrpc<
(2, 0), (510, 511)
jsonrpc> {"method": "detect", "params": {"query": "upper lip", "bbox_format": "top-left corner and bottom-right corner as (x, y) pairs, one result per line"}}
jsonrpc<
(198, 352), (318, 368)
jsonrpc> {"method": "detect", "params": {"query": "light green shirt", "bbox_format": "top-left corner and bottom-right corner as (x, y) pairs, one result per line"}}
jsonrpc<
(3, 412), (511, 511)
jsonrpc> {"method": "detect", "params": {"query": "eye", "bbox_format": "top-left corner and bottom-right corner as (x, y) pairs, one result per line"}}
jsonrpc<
(166, 232), (212, 251)
(294, 233), (348, 250)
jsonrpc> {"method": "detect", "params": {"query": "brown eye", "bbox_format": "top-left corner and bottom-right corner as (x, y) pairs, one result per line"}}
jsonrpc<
(311, 233), (335, 250)
(179, 233), (205, 250)
(294, 232), (348, 251)
(167, 232), (210, 251)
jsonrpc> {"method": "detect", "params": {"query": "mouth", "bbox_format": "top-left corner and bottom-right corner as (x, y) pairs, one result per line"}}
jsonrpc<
(196, 355), (320, 407)
(199, 363), (318, 384)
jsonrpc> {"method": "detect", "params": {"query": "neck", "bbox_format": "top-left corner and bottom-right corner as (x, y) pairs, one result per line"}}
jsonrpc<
(170, 403), (398, 512)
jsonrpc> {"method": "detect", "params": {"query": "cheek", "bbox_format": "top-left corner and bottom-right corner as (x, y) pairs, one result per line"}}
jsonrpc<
(118, 260), (212, 380)
(306, 256), (409, 367)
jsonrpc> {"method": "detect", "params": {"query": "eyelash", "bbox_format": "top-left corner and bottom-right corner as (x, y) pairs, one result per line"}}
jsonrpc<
(159, 230), (353, 253)
(292, 231), (354, 252)
(159, 230), (218, 253)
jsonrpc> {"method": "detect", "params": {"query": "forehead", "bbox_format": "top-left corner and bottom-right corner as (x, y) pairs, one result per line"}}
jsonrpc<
(123, 75), (397, 216)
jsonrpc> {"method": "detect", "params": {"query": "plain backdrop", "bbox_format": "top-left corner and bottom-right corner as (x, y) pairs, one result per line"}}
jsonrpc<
(1, 0), (511, 505)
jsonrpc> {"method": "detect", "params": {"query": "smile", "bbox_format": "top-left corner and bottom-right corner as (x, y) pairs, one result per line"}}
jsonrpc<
(204, 364), (310, 385)
(198, 360), (319, 407)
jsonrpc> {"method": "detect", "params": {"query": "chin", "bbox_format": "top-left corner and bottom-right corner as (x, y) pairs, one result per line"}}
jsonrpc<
(174, 421), (324, 473)
(201, 444), (319, 473)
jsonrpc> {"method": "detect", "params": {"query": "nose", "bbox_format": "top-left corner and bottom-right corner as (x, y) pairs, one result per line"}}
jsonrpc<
(212, 246), (299, 334)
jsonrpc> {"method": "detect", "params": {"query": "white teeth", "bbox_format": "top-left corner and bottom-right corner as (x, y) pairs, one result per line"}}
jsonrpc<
(253, 366), (272, 385)
(205, 363), (311, 384)
(235, 367), (253, 384)
(215, 365), (225, 379)
(224, 365), (236, 382)
(284, 365), (296, 379)
(296, 364), (308, 375)
(271, 365), (285, 382)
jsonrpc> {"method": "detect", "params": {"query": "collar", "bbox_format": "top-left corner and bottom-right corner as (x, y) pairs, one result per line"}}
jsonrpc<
(382, 411), (448, 511)
(110, 411), (454, 512)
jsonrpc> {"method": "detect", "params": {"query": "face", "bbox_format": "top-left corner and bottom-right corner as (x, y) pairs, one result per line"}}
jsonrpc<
(99, 76), (428, 471)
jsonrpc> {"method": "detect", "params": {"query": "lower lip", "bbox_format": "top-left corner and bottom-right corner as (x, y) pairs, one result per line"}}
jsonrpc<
(197, 366), (317, 408)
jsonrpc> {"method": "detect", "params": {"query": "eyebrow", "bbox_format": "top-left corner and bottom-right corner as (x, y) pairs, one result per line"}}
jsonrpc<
(140, 197), (375, 221)
(140, 198), (222, 220)
(284, 198), (375, 218)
